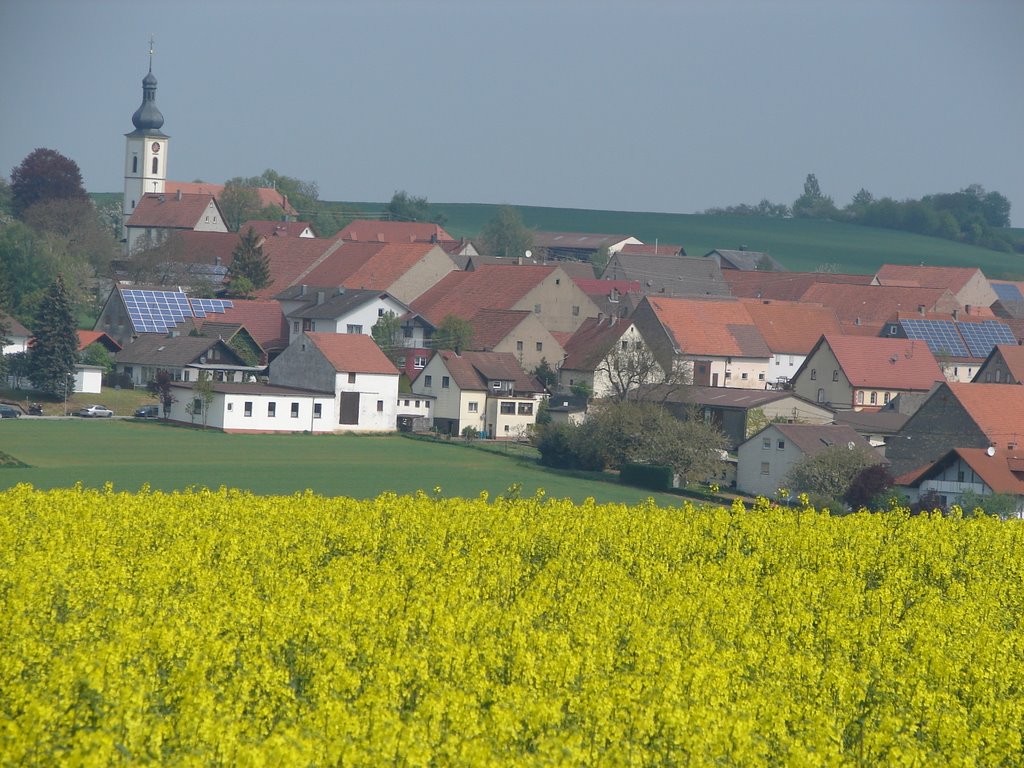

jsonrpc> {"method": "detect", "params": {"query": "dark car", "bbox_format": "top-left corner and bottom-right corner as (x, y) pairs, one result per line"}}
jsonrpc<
(0, 405), (20, 419)
(134, 404), (160, 418)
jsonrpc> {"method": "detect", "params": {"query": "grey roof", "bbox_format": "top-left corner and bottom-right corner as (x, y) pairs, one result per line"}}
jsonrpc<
(637, 385), (823, 410)
(115, 335), (245, 367)
(770, 423), (879, 459)
(601, 254), (729, 297)
(169, 381), (332, 396)
(705, 249), (786, 272)
(833, 409), (909, 436)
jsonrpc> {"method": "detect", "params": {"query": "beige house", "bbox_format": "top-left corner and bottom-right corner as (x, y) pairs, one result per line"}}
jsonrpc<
(558, 317), (662, 399)
(125, 191), (228, 255)
(873, 264), (998, 310)
(790, 335), (945, 411)
(736, 423), (880, 499)
(411, 350), (544, 438)
(412, 264), (600, 335)
(467, 308), (565, 371)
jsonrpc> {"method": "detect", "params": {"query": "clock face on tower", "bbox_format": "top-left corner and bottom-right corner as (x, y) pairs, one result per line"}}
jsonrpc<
(152, 142), (160, 153)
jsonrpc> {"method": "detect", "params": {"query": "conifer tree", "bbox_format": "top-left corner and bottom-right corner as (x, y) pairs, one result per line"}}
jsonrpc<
(227, 227), (271, 296)
(28, 274), (78, 397)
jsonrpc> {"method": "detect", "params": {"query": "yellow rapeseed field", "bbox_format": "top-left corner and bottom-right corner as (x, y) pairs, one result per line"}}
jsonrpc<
(1, 484), (1022, 765)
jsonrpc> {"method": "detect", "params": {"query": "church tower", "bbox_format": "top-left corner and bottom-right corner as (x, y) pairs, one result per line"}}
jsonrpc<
(123, 38), (168, 245)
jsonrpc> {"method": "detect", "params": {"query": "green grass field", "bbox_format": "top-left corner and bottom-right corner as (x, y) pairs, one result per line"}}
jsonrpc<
(0, 419), (683, 504)
(338, 200), (1024, 279)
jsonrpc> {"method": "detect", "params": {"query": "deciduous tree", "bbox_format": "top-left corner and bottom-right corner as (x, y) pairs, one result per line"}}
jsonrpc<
(432, 315), (474, 353)
(10, 148), (87, 218)
(786, 445), (882, 507)
(371, 311), (404, 365)
(387, 190), (447, 226)
(479, 205), (532, 259)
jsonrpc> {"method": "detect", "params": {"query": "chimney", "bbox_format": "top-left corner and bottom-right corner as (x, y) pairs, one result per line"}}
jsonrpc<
(176, 189), (182, 202)
(316, 290), (325, 305)
(299, 284), (307, 296)
(965, 304), (972, 315)
(918, 305), (925, 316)
(952, 308), (959, 320)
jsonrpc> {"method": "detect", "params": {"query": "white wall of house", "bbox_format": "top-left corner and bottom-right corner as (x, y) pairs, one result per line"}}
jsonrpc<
(484, 396), (538, 439)
(940, 362), (978, 384)
(287, 295), (410, 344)
(396, 394), (434, 423)
(902, 457), (1024, 516)
(735, 426), (808, 498)
(168, 388), (336, 433)
(331, 371), (399, 432)
(691, 356), (769, 389)
(74, 365), (103, 395)
(766, 353), (806, 386)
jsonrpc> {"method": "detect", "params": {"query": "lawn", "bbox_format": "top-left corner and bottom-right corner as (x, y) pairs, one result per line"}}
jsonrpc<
(0, 419), (683, 504)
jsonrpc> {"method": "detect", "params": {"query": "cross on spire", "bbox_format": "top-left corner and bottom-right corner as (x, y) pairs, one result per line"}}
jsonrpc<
(148, 35), (155, 72)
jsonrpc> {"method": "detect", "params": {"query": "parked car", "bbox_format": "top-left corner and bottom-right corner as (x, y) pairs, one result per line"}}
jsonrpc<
(134, 404), (160, 418)
(78, 404), (114, 418)
(0, 405), (20, 419)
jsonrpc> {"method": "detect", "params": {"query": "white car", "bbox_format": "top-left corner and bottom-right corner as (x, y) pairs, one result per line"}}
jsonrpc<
(78, 404), (114, 418)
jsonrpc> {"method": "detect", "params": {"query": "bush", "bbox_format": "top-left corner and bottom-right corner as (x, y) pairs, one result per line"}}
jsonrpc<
(620, 463), (673, 491)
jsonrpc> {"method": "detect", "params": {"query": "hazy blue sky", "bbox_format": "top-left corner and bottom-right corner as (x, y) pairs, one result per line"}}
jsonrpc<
(2, 0), (1022, 223)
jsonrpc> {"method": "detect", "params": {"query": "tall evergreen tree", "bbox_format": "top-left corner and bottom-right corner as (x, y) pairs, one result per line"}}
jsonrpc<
(227, 227), (272, 296)
(28, 274), (78, 397)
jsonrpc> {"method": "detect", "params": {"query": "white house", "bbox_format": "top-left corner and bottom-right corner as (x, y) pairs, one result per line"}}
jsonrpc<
(270, 332), (400, 432)
(1, 312), (30, 355)
(166, 381), (336, 433)
(896, 447), (1024, 517)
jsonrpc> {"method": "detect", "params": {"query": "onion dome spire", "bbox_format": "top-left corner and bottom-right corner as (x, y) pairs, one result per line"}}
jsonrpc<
(131, 36), (164, 132)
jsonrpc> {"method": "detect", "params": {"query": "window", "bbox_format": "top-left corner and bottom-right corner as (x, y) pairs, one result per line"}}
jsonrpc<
(414, 356), (426, 369)
(244, 401), (253, 417)
(884, 393), (891, 404)
(425, 402), (430, 409)
(621, 341), (628, 351)
(958, 470), (966, 483)
(293, 321), (300, 332)
(378, 308), (385, 317)
(377, 400), (384, 412)
(832, 370), (839, 382)
(741, 372), (748, 380)
(404, 399), (410, 406)
(810, 369), (817, 380)
(403, 327), (413, 338)
(536, 342), (543, 352)
(555, 278), (560, 285)
(152, 157), (158, 174)
(870, 392), (877, 405)
(423, 375), (432, 387)
(762, 438), (771, 450)
(291, 402), (299, 418)
(268, 402), (276, 417)
(442, 376), (450, 388)
(500, 402), (516, 414)
(518, 402), (533, 416)
(816, 388), (825, 403)
(348, 372), (356, 384)
(857, 391), (864, 404)
(534, 304), (541, 314)
(468, 401), (478, 413)
(302, 319), (314, 332)
(313, 403), (322, 419)
(347, 324), (363, 334)
(397, 356), (406, 368)
(777, 440), (785, 450)
(761, 462), (770, 475)
(516, 341), (524, 351)
(572, 305), (580, 316)
(415, 400), (420, 407)
(758, 373), (765, 381)
(725, 371), (732, 380)
(192, 398), (202, 414)
(775, 358), (780, 366)
(132, 156), (138, 173)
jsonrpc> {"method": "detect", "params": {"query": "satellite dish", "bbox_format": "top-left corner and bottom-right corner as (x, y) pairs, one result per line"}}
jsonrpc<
(524, 250), (532, 259)
(847, 441), (855, 450)
(987, 446), (996, 457)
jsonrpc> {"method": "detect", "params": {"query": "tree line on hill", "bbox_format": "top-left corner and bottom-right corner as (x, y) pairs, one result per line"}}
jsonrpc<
(704, 174), (1020, 254)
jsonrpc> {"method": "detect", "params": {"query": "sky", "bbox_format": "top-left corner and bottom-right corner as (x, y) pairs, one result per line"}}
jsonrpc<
(2, 0), (1022, 224)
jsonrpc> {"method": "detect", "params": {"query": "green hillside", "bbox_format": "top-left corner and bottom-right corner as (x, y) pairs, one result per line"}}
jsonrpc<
(96, 192), (1024, 279)
(338, 200), (1024, 279)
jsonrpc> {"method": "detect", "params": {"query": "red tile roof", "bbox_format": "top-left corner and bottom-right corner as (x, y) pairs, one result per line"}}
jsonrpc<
(645, 296), (771, 358)
(574, 279), (642, 297)
(173, 230), (242, 265)
(432, 350), (540, 393)
(164, 181), (299, 216)
(740, 299), (844, 355)
(947, 383), (1024, 448)
(77, 330), (122, 351)
(239, 220), (316, 238)
(723, 270), (872, 302)
(467, 309), (533, 350)
(874, 264), (983, 292)
(411, 265), (557, 326)
(201, 299), (289, 351)
(306, 332), (398, 375)
(250, 237), (349, 299)
(336, 220), (455, 243)
(896, 447), (1024, 494)
(562, 317), (635, 371)
(822, 334), (945, 390)
(799, 283), (958, 325)
(127, 193), (220, 229)
(297, 242), (444, 296)
(982, 344), (1024, 382)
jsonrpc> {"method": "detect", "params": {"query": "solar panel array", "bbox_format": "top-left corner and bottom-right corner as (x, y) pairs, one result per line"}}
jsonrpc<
(992, 283), (1024, 303)
(899, 319), (968, 357)
(956, 320), (1017, 358)
(121, 289), (233, 334)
